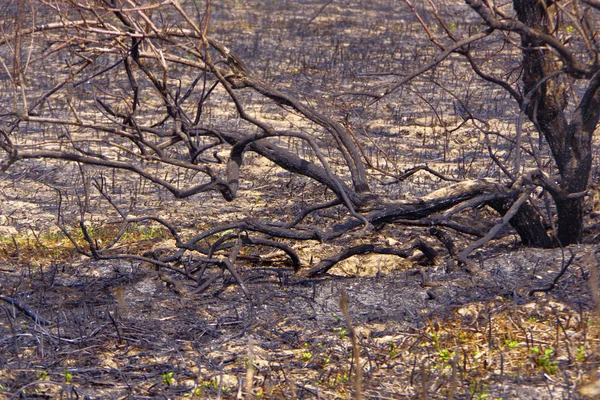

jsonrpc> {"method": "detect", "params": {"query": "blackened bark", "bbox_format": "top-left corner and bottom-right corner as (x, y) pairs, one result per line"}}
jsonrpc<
(488, 197), (554, 248)
(554, 71), (600, 244)
(513, 0), (597, 245)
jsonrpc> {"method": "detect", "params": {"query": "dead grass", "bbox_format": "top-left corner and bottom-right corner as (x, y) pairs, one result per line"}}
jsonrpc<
(1, 232), (600, 399)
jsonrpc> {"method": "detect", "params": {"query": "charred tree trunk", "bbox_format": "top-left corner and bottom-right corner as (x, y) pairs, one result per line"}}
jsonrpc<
(554, 77), (600, 243)
(488, 197), (554, 248)
(514, 0), (598, 245)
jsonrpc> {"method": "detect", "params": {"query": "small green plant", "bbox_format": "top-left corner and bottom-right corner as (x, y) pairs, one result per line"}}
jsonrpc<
(333, 327), (348, 340)
(505, 340), (519, 349)
(301, 352), (313, 361)
(469, 381), (477, 394)
(201, 379), (218, 392)
(243, 357), (251, 369)
(439, 349), (455, 363)
(323, 356), (331, 363)
(431, 332), (440, 349)
(64, 369), (73, 384)
(388, 341), (397, 358)
(469, 381), (489, 399)
(476, 391), (490, 400)
(184, 387), (203, 397)
(162, 371), (174, 386)
(531, 347), (557, 374)
(36, 371), (48, 381)
(450, 22), (457, 30)
(125, 224), (165, 241)
(576, 345), (586, 362)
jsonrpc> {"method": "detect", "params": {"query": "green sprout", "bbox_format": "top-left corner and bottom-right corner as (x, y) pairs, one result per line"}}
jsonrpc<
(333, 327), (348, 340)
(388, 341), (397, 358)
(430, 332), (440, 349)
(201, 379), (219, 391)
(64, 369), (73, 384)
(36, 371), (49, 381)
(439, 349), (455, 363)
(576, 345), (586, 362)
(532, 347), (557, 374)
(162, 371), (174, 386)
(184, 387), (203, 397)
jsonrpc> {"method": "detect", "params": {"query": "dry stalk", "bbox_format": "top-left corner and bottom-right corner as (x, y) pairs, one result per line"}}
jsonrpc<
(447, 345), (459, 399)
(340, 287), (362, 400)
(419, 361), (428, 400)
(581, 251), (600, 397)
(246, 337), (255, 400)
(282, 360), (297, 399)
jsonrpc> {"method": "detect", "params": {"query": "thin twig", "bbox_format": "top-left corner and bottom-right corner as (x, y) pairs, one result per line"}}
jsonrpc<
(529, 249), (575, 296)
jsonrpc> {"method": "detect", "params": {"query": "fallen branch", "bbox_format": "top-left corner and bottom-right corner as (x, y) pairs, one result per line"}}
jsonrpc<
(457, 189), (532, 271)
(0, 296), (53, 326)
(306, 243), (412, 277)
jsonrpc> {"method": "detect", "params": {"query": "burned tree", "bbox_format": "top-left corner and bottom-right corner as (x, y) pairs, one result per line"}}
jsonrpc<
(457, 0), (600, 245)
(429, 0), (600, 245)
(0, 0), (598, 289)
